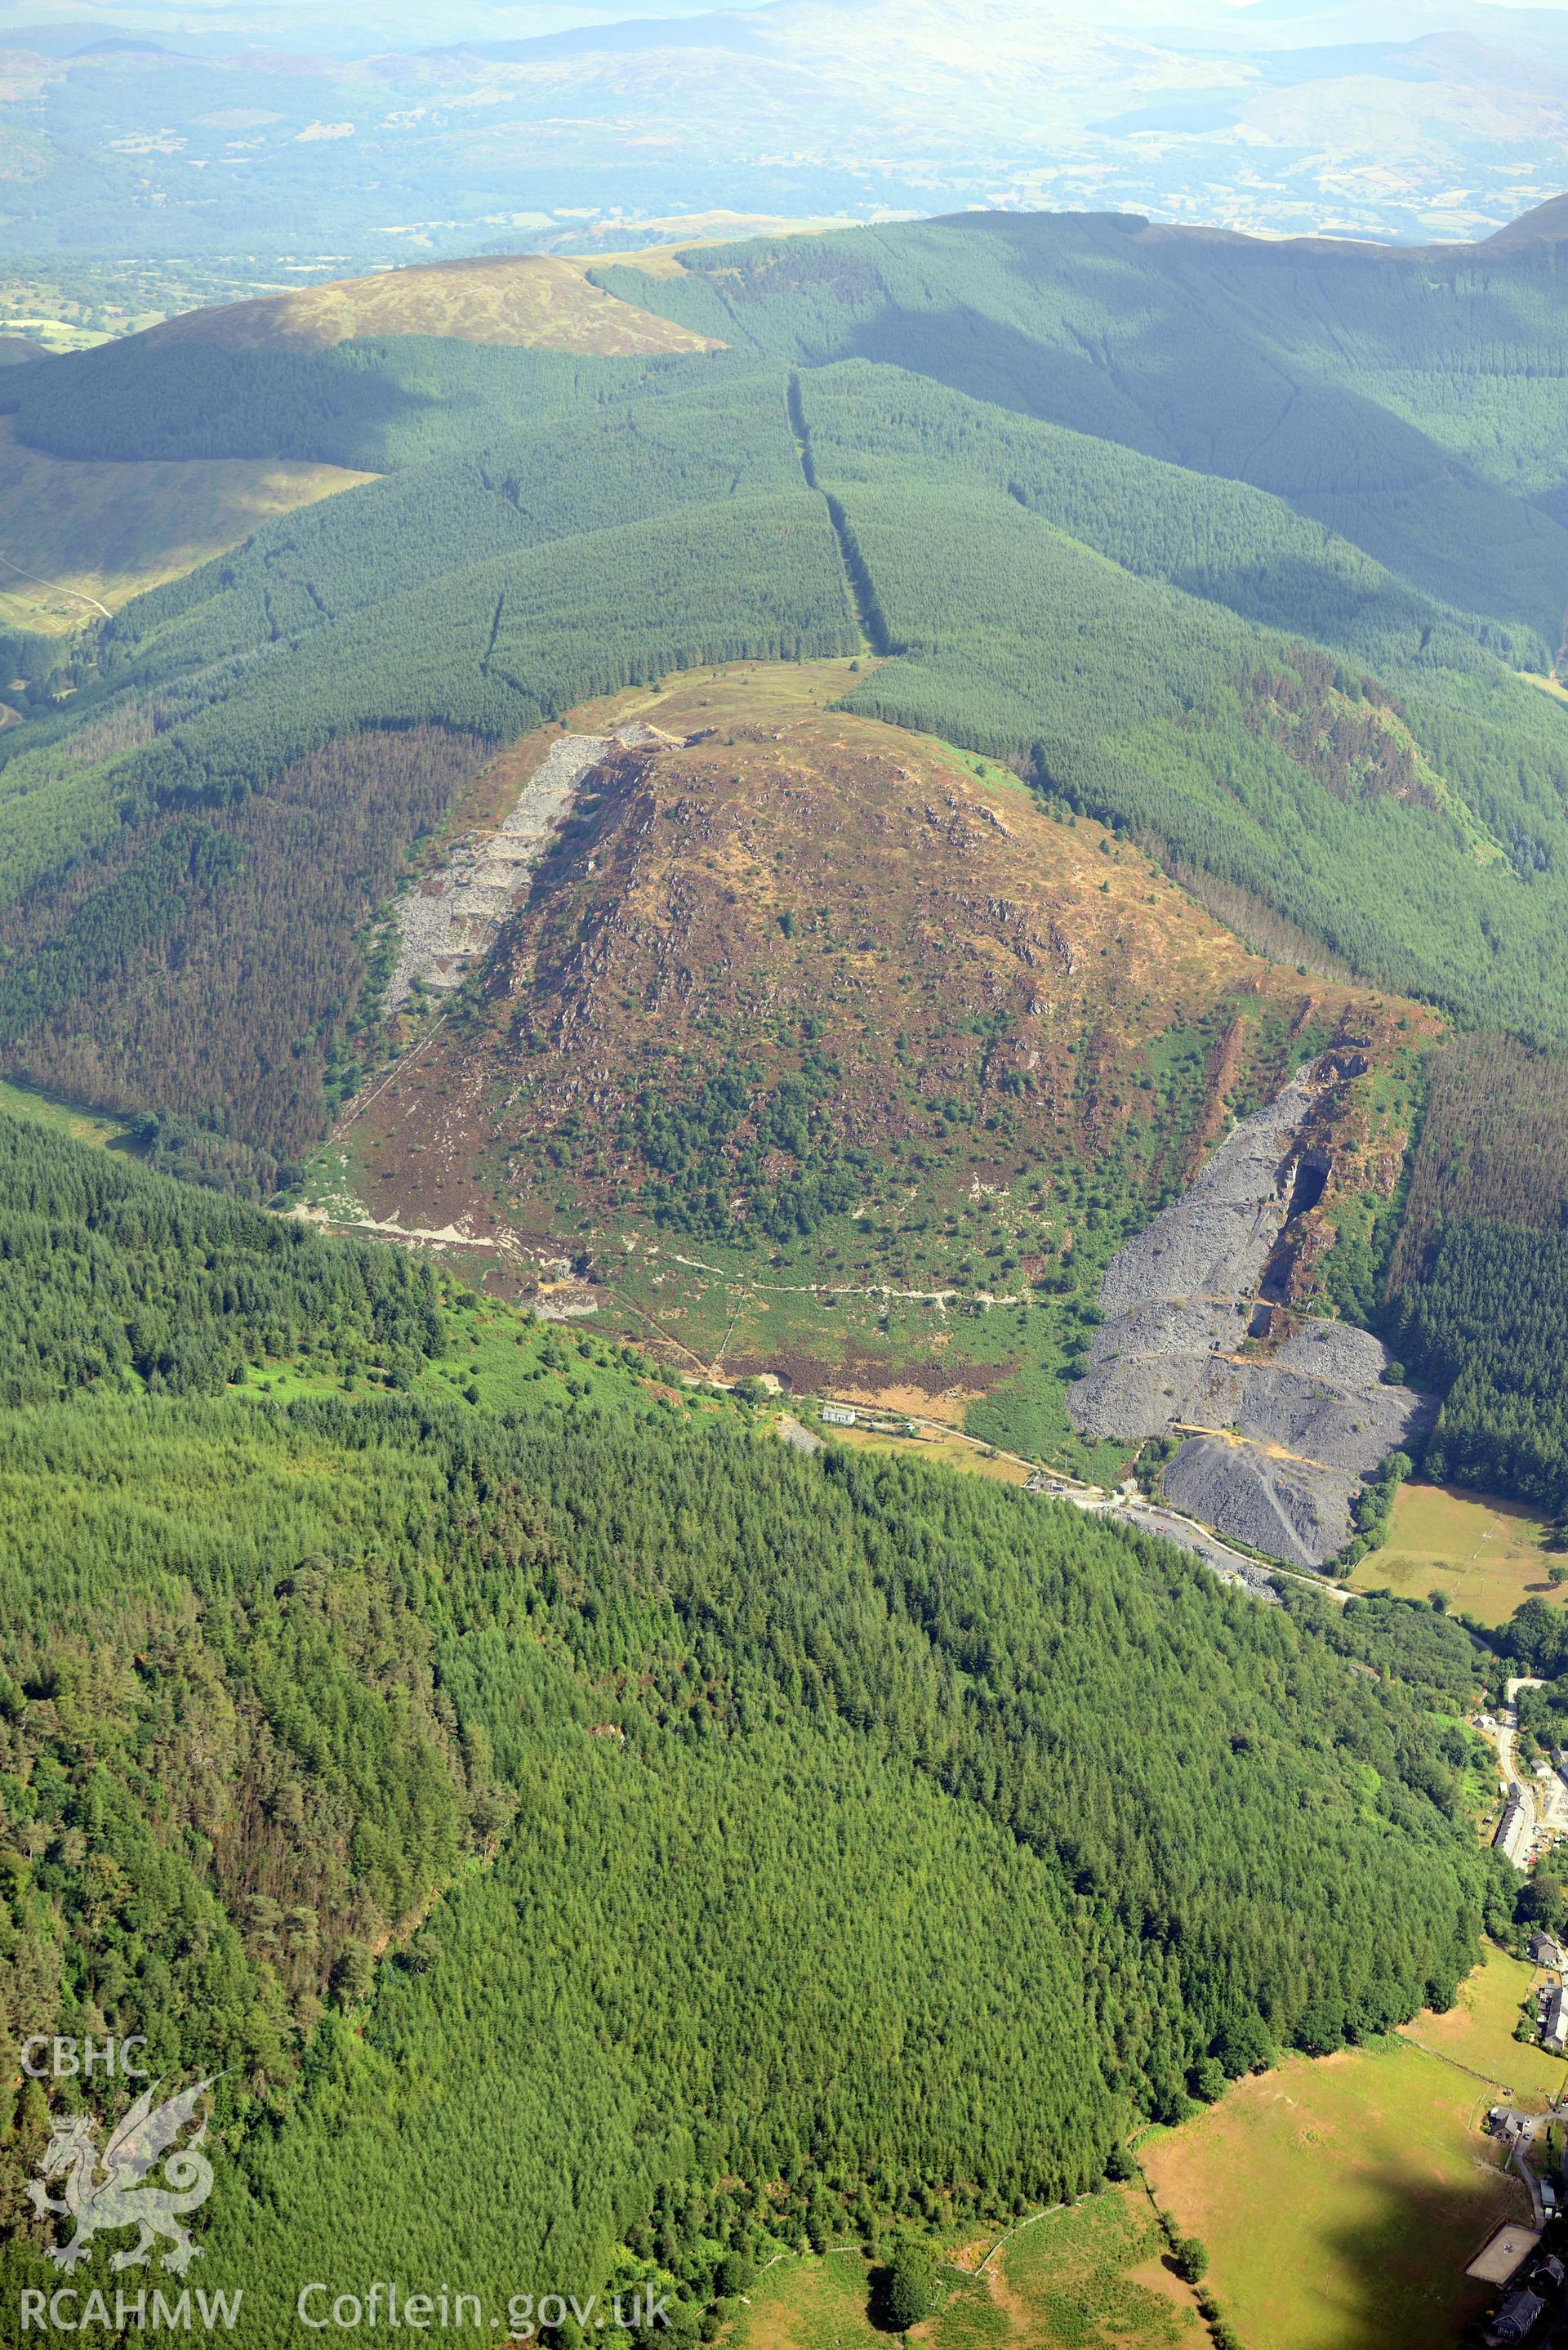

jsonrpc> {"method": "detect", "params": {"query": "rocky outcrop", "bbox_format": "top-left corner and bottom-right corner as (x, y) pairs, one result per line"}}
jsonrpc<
(385, 730), (617, 1012)
(1068, 1065), (1432, 1568)
(1098, 1070), (1324, 1317)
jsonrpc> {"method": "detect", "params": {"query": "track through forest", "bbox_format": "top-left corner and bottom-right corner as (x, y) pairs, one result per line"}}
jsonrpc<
(0, 544), (109, 616)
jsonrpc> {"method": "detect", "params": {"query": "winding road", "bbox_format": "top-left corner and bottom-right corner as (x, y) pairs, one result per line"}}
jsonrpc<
(0, 547), (110, 618)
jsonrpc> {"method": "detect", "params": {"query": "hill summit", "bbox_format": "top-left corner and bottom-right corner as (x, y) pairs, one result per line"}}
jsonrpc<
(1480, 192), (1568, 246)
(143, 251), (719, 355)
(341, 662), (1434, 1439)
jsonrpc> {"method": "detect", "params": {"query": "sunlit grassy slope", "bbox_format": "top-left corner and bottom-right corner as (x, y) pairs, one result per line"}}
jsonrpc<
(0, 415), (373, 633)
(144, 252), (721, 355)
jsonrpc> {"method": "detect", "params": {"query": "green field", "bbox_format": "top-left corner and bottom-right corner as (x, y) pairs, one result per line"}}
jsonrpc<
(232, 1269), (720, 1426)
(0, 1072), (719, 1425)
(0, 1074), (140, 1148)
(990, 2194), (1203, 2350)
(1352, 1481), (1559, 1624)
(1141, 1946), (1561, 2350)
(728, 2191), (1201, 2350)
(1408, 1944), (1568, 2107)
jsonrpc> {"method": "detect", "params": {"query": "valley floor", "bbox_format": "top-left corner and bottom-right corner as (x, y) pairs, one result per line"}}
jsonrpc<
(721, 1946), (1555, 2350)
(1141, 1946), (1562, 2350)
(1352, 1482), (1561, 1625)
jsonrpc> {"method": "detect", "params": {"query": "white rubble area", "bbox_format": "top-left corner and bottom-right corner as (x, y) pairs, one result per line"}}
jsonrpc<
(1067, 1068), (1432, 1569)
(384, 723), (671, 1014)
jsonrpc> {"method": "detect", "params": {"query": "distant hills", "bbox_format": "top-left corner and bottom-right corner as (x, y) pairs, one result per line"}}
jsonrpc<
(5, 201), (1568, 1097)
(3, 0), (1568, 267)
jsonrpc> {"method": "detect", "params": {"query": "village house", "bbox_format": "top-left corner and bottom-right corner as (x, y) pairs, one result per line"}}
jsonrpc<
(1542, 1984), (1568, 2056)
(1488, 2256), (1567, 2348)
(1495, 1790), (1534, 1870)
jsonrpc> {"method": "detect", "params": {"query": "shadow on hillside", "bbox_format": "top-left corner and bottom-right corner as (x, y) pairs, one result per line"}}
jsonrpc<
(1312, 2166), (1534, 2349)
(864, 2262), (900, 2334)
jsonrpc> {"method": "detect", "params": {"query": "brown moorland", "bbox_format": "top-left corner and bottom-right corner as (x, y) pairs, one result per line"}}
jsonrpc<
(141, 252), (721, 355)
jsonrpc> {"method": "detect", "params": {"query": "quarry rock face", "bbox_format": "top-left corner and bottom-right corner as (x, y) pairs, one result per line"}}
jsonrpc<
(1097, 1072), (1325, 1318)
(384, 729), (662, 1012)
(1068, 1068), (1432, 1568)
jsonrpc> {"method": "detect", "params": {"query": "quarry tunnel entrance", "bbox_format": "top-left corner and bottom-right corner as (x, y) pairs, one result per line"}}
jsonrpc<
(1285, 1153), (1330, 1221)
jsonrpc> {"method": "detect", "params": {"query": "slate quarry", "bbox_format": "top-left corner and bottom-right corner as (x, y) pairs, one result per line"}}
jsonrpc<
(1067, 1068), (1432, 1568)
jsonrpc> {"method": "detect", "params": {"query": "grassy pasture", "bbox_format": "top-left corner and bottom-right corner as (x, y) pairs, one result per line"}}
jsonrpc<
(0, 1076), (140, 1150)
(728, 2250), (891, 2350)
(728, 2188), (1201, 2350)
(0, 314), (107, 355)
(982, 2192), (1203, 2349)
(1408, 1945), (1568, 2108)
(1351, 1479), (1559, 1623)
(1140, 1946), (1563, 2350)
(0, 416), (373, 631)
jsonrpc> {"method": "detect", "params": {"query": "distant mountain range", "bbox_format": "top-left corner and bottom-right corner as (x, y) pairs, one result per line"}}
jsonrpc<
(2, 0), (1567, 264)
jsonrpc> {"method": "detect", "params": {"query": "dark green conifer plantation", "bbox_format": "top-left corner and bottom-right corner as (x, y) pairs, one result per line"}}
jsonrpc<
(0, 1113), (1487, 2337)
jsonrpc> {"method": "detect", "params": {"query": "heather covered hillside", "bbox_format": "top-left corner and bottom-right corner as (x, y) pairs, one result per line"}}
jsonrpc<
(336, 660), (1438, 1468)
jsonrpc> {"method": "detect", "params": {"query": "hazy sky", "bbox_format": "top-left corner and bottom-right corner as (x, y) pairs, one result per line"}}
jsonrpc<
(4, 0), (1568, 29)
(4, 0), (1568, 69)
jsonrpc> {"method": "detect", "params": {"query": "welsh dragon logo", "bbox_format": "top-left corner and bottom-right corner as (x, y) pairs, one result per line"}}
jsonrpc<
(26, 2077), (217, 2275)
